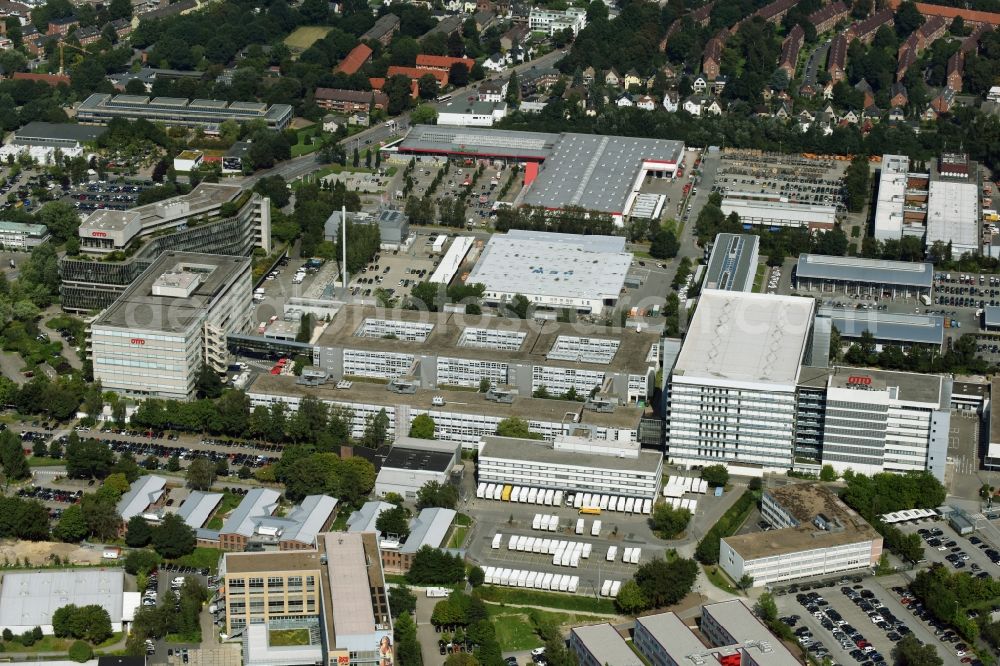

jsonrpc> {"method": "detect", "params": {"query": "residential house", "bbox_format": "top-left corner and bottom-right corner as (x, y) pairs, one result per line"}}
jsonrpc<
(779, 25), (804, 78)
(527, 6), (587, 36)
(75, 25), (100, 45)
(692, 76), (708, 93)
(361, 13), (399, 46)
(615, 92), (634, 107)
(605, 68), (621, 87)
(888, 106), (905, 122)
(755, 0), (798, 24)
(662, 90), (679, 112)
(662, 63), (678, 81)
(947, 51), (964, 92)
(775, 100), (793, 120)
(334, 43), (372, 75)
(582, 66), (595, 85)
(863, 105), (882, 122)
(45, 15), (77, 37)
(478, 78), (508, 102)
(827, 33), (847, 82)
(847, 8), (894, 44)
(921, 105), (938, 121)
(855, 78), (874, 108)
(109, 18), (131, 40)
(822, 80), (835, 99)
(683, 95), (707, 115)
(473, 10), (496, 31)
(799, 81), (817, 98)
(705, 98), (724, 115)
(519, 67), (560, 94)
(961, 23), (991, 54)
(348, 111), (370, 126)
(808, 0), (848, 34)
(712, 75), (728, 95)
(370, 76), (419, 100)
(314, 88), (388, 113)
(12, 72), (69, 86)
(841, 108), (859, 124)
(919, 16), (947, 46)
(897, 35), (918, 80)
(932, 87), (956, 113)
(499, 24), (529, 52)
(623, 69), (642, 90)
(636, 94), (656, 110)
(890, 82), (908, 107)
(322, 114), (340, 132)
(387, 65), (449, 87)
(690, 1), (714, 26)
(422, 15), (463, 39)
(483, 53), (506, 73)
(702, 30), (726, 80)
(798, 108), (816, 124)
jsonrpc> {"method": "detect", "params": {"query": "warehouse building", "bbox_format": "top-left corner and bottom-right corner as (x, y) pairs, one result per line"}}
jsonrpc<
(704, 233), (760, 292)
(220, 532), (393, 666)
(91, 252), (253, 400)
(375, 437), (461, 499)
(817, 307), (945, 349)
(10, 121), (106, 149)
(395, 126), (684, 224)
(926, 180), (980, 257)
(569, 623), (639, 666)
(793, 254), (933, 298)
(666, 290), (817, 474)
(986, 376), (1000, 470)
(719, 484), (882, 585)
(247, 374), (644, 448)
(721, 197), (836, 230)
(477, 434), (663, 502)
(0, 570), (130, 634)
(309, 305), (658, 406)
(466, 231), (632, 315)
(0, 220), (51, 250)
(77, 94), (293, 130)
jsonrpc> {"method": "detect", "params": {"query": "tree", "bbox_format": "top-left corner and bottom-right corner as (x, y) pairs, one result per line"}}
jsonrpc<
(361, 408), (390, 448)
(405, 546), (466, 584)
(123, 549), (161, 575)
(375, 505), (411, 539)
(615, 579), (648, 614)
(737, 574), (754, 592)
(892, 634), (943, 666)
(66, 438), (114, 479)
(186, 457), (216, 490)
(0, 431), (29, 481)
(496, 417), (541, 439)
(68, 641), (92, 663)
(506, 69), (521, 106)
(166, 453), (181, 472)
(632, 556), (698, 609)
(418, 73), (440, 100)
(410, 103), (438, 124)
(468, 565), (485, 587)
(53, 504), (88, 542)
(38, 201), (82, 243)
(409, 413), (436, 439)
(385, 75), (414, 115)
(895, 1), (925, 38)
(195, 364), (224, 399)
(389, 585), (417, 617)
(820, 464), (839, 482)
(416, 480), (459, 510)
(650, 503), (691, 538)
(151, 513), (196, 559)
(649, 227), (680, 259)
(756, 592), (779, 622)
(448, 62), (469, 86)
(80, 494), (121, 540)
(125, 514), (153, 547)
(701, 464), (729, 487)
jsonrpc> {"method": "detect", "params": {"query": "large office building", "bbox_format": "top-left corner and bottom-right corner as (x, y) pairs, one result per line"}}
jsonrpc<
(703, 233), (760, 292)
(794, 254), (934, 298)
(90, 252), (252, 400)
(478, 434), (663, 502)
(220, 532), (393, 666)
(465, 231), (632, 315)
(666, 290), (818, 474)
(926, 180), (980, 256)
(77, 94), (293, 130)
(309, 305), (658, 406)
(720, 483), (882, 585)
(193, 490), (337, 551)
(874, 154), (914, 240)
(61, 184), (270, 312)
(10, 121), (106, 149)
(721, 197), (836, 231)
(395, 126), (684, 224)
(376, 506), (457, 573)
(0, 220), (51, 249)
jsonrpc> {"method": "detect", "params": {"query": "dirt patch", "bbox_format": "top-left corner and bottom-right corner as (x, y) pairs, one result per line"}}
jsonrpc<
(0, 539), (106, 566)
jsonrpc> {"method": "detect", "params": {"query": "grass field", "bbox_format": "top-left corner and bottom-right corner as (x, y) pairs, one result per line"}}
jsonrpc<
(2, 632), (123, 654)
(269, 628), (310, 646)
(283, 26), (333, 51)
(488, 606), (607, 651)
(168, 547), (222, 574)
(205, 491), (243, 530)
(447, 525), (469, 548)
(476, 586), (617, 614)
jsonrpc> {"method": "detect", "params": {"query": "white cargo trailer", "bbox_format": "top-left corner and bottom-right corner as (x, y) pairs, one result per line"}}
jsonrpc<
(610, 580), (621, 596)
(532, 514), (542, 530)
(567, 576), (579, 593)
(599, 495), (609, 510)
(558, 576), (570, 592)
(573, 494), (583, 509)
(582, 543), (592, 558)
(508, 535), (517, 550)
(542, 573), (553, 590)
(591, 520), (602, 537)
(607, 546), (617, 561)
(527, 488), (538, 504)
(519, 487), (530, 503)
(643, 499), (652, 514)
(560, 550), (572, 567)
(491, 534), (502, 549)
(544, 489), (555, 505)
(485, 483), (496, 498)
(499, 569), (512, 585)
(601, 580), (613, 596)
(493, 485), (503, 500)
(625, 497), (635, 513)
(570, 552), (580, 568)
(575, 518), (584, 535)
(525, 537), (536, 552)
(622, 548), (633, 563)
(631, 548), (641, 564)
(476, 483), (486, 498)
(553, 490), (563, 506)
(548, 515), (559, 531)
(526, 571), (537, 588)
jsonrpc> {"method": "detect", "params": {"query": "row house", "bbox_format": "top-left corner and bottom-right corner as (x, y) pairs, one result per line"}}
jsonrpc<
(961, 23), (992, 53)
(314, 88), (388, 112)
(847, 8), (894, 44)
(75, 25), (100, 45)
(931, 86), (956, 114)
(690, 2), (715, 27)
(947, 51), (964, 92)
(808, 0), (849, 34)
(827, 32), (848, 82)
(659, 18), (680, 52)
(919, 16), (947, 47)
(890, 81), (908, 107)
(45, 15), (77, 37)
(855, 78), (874, 107)
(370, 76), (419, 99)
(897, 39), (918, 81)
(387, 65), (449, 86)
(692, 75), (727, 95)
(361, 13), (399, 46)
(755, 0), (797, 24)
(702, 29), (727, 80)
(109, 18), (131, 40)
(779, 24), (804, 78)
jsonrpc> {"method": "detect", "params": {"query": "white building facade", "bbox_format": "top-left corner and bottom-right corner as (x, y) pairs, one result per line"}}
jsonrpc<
(528, 6), (587, 35)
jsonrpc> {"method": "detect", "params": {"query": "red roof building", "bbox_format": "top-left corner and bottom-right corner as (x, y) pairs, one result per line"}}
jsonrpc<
(12, 72), (70, 86)
(387, 65), (449, 86)
(414, 54), (476, 72)
(334, 43), (373, 75)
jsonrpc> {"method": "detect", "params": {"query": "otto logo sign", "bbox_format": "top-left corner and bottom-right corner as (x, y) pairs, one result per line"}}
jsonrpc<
(91, 231), (107, 238)
(848, 375), (872, 386)
(337, 657), (349, 665)
(130, 338), (145, 345)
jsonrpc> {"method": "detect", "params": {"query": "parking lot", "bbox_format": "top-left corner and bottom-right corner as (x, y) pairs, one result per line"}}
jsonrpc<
(711, 152), (850, 212)
(403, 158), (524, 229)
(896, 521), (1000, 578)
(67, 180), (150, 213)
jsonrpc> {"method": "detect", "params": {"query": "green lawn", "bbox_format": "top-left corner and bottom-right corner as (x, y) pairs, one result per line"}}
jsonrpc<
(454, 512), (472, 526)
(291, 127), (322, 157)
(269, 628), (310, 646)
(28, 456), (66, 467)
(447, 525), (469, 549)
(168, 547), (222, 574)
(205, 491), (243, 530)
(476, 586), (616, 614)
(751, 263), (768, 292)
(703, 565), (738, 594)
(166, 632), (201, 644)
(487, 606), (609, 652)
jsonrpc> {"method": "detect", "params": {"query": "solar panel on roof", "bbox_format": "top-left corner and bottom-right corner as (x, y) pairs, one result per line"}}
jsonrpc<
(189, 99), (228, 109)
(151, 97), (189, 106)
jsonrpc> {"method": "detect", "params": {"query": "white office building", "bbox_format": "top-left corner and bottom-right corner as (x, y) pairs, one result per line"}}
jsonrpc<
(873, 154), (917, 241)
(466, 231), (632, 315)
(720, 197), (836, 231)
(666, 290), (816, 474)
(926, 180), (979, 257)
(720, 484), (883, 586)
(569, 624), (641, 666)
(0, 221), (51, 249)
(436, 99), (508, 127)
(91, 252), (253, 400)
(477, 434), (663, 501)
(528, 6), (587, 35)
(699, 600), (802, 666)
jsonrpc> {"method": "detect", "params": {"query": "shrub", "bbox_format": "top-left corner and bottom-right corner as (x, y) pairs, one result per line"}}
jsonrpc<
(68, 640), (93, 663)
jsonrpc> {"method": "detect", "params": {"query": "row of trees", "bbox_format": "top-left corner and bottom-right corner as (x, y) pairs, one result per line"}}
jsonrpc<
(125, 577), (208, 656)
(615, 555), (698, 614)
(272, 444), (376, 504)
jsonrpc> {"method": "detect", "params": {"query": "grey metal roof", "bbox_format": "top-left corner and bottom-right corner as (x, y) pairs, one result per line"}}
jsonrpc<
(985, 305), (1000, 327)
(796, 254), (933, 288)
(704, 233), (759, 292)
(817, 307), (944, 345)
(0, 570), (124, 629)
(522, 133), (684, 215)
(279, 495), (338, 545)
(176, 491), (223, 529)
(116, 475), (166, 521)
(12, 121), (106, 146)
(220, 488), (280, 537)
(346, 501), (394, 533)
(399, 124), (560, 160)
(400, 508), (456, 554)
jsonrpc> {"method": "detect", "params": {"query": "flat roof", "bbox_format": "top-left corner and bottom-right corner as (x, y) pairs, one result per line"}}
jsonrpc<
(12, 121), (106, 145)
(466, 231), (631, 300)
(244, 623), (323, 666)
(93, 252), (250, 334)
(989, 377), (1000, 450)
(313, 305), (658, 374)
(322, 532), (378, 639)
(796, 254), (934, 288)
(522, 133), (684, 215)
(248, 374), (645, 430)
(399, 124), (559, 160)
(176, 490), (223, 529)
(674, 290), (815, 387)
(635, 613), (714, 663)
(0, 220), (49, 236)
(927, 180), (980, 251)
(79, 182), (242, 233)
(702, 600), (801, 665)
(798, 365), (949, 407)
(704, 233), (759, 291)
(382, 445), (454, 473)
(817, 307), (944, 345)
(721, 198), (837, 226)
(223, 550), (322, 575)
(571, 624), (640, 666)
(479, 435), (662, 473)
(0, 570), (124, 627)
(874, 154), (909, 239)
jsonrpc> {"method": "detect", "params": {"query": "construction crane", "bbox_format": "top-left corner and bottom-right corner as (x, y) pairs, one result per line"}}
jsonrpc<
(58, 40), (89, 76)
